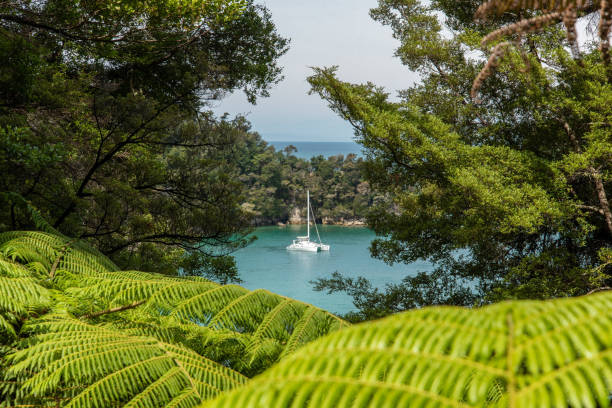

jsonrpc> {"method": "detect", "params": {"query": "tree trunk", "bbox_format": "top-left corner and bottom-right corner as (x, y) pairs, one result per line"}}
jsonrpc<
(590, 167), (612, 237)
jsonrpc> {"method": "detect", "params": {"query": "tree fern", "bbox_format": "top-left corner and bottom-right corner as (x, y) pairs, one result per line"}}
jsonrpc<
(0, 229), (349, 405)
(51, 265), (348, 367)
(0, 258), (49, 341)
(0, 231), (347, 368)
(0, 231), (118, 276)
(472, 0), (611, 99)
(4, 317), (247, 407)
(204, 292), (612, 408)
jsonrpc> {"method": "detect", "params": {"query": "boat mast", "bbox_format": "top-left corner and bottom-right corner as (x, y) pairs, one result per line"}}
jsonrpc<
(311, 204), (322, 244)
(307, 190), (310, 239)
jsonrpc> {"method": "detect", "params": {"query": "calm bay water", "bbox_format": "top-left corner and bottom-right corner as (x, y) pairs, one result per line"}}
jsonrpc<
(268, 141), (362, 159)
(233, 225), (432, 315)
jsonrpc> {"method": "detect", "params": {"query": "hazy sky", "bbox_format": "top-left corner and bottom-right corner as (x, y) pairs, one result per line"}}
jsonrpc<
(211, 0), (420, 142)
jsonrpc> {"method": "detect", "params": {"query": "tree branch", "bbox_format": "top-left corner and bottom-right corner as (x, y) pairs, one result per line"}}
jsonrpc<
(53, 96), (182, 228)
(83, 300), (146, 319)
(0, 13), (123, 43)
(561, 118), (612, 236)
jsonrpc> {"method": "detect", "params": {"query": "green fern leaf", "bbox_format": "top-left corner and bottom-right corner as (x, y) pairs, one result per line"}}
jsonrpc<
(203, 293), (612, 408)
(0, 231), (118, 277)
(0, 229), (348, 384)
(5, 318), (247, 407)
(0, 258), (49, 341)
(65, 269), (348, 366)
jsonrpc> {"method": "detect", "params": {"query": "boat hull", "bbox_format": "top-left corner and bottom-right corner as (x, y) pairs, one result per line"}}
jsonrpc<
(286, 242), (321, 252)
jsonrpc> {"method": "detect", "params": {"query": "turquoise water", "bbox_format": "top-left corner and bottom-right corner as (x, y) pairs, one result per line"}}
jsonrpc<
(233, 225), (432, 315)
(268, 141), (362, 159)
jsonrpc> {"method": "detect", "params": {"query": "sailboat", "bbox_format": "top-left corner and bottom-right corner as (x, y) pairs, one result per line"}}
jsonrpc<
(286, 190), (330, 252)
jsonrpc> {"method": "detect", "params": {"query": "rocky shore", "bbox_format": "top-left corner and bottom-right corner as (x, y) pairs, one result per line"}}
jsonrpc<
(253, 207), (366, 227)
(275, 219), (366, 227)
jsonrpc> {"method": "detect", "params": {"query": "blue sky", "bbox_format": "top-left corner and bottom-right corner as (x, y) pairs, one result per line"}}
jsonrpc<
(211, 0), (420, 142)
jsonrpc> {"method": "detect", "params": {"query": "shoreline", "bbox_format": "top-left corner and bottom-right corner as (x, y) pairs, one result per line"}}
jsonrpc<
(253, 220), (367, 228)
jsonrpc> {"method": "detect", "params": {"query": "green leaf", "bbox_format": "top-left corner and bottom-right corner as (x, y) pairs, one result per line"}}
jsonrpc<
(204, 293), (612, 408)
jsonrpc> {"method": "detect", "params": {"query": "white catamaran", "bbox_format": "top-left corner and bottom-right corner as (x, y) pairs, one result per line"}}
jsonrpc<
(286, 190), (330, 252)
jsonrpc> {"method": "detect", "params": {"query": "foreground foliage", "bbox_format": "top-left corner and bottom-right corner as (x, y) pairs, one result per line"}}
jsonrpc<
(6, 319), (248, 407)
(205, 292), (612, 408)
(1, 226), (609, 407)
(0, 229), (346, 406)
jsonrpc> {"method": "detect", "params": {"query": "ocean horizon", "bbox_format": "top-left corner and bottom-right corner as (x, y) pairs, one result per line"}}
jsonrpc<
(268, 141), (363, 159)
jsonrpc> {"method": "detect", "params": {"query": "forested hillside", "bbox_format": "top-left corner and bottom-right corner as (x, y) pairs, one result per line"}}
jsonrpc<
(224, 121), (375, 226)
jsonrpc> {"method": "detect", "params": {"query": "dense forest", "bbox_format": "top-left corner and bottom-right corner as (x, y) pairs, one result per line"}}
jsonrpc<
(310, 0), (612, 320)
(226, 122), (374, 226)
(1, 0), (611, 406)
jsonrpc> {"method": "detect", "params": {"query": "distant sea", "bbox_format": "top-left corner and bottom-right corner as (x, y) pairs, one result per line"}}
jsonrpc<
(269, 141), (362, 159)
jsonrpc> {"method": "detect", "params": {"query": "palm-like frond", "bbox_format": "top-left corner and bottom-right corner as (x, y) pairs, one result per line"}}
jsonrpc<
(204, 292), (612, 408)
(66, 270), (348, 366)
(0, 230), (348, 377)
(0, 231), (118, 276)
(5, 317), (247, 407)
(0, 192), (63, 235)
(0, 258), (49, 341)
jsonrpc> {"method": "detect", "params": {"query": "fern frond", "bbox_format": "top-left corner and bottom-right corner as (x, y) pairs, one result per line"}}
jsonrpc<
(0, 231), (117, 276)
(0, 257), (50, 341)
(481, 12), (563, 46)
(0, 257), (38, 279)
(280, 306), (349, 360)
(65, 270), (215, 312)
(0, 231), (65, 259)
(249, 299), (304, 345)
(172, 285), (251, 324)
(63, 268), (348, 366)
(204, 293), (612, 408)
(0, 192), (62, 235)
(208, 289), (283, 330)
(5, 317), (247, 407)
(0, 229), (348, 380)
(475, 0), (593, 18)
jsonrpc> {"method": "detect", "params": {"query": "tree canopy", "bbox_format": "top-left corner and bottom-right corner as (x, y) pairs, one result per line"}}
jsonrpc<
(309, 0), (612, 320)
(0, 0), (288, 275)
